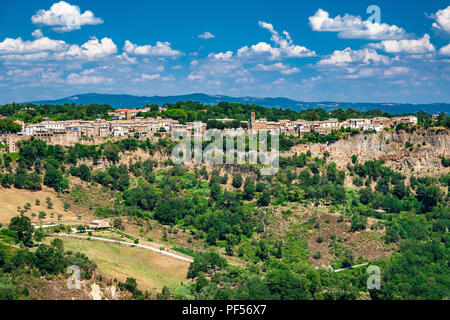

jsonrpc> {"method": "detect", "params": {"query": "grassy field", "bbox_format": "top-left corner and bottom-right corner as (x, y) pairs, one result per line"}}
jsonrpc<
(0, 187), (83, 224)
(46, 236), (190, 292)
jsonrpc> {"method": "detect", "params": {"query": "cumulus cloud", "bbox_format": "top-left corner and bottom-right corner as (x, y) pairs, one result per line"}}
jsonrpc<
(198, 31), (215, 39)
(208, 51), (233, 60)
(383, 66), (410, 77)
(318, 47), (389, 66)
(0, 36), (117, 61)
(369, 34), (435, 54)
(236, 21), (315, 59)
(439, 43), (450, 56)
(309, 9), (408, 40)
(123, 40), (183, 57)
(62, 37), (117, 60)
(432, 5), (450, 33)
(0, 37), (67, 54)
(31, 1), (103, 32)
(341, 68), (380, 79)
(32, 29), (44, 39)
(254, 62), (300, 74)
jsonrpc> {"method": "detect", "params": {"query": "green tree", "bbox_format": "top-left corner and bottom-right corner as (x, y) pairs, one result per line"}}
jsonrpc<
(243, 177), (256, 200)
(232, 174), (243, 188)
(258, 188), (271, 206)
(8, 215), (34, 246)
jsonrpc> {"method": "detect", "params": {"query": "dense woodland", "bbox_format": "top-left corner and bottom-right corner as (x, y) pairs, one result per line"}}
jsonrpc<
(0, 134), (448, 300)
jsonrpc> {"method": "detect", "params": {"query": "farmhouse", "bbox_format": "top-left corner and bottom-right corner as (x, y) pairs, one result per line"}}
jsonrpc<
(89, 220), (111, 230)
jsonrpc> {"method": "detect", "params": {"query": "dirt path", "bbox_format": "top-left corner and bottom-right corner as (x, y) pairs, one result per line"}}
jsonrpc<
(55, 233), (194, 263)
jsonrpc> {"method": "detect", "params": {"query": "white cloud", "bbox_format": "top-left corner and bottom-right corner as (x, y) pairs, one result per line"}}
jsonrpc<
(235, 77), (255, 84)
(123, 40), (182, 57)
(62, 37), (117, 60)
(432, 5), (450, 33)
(237, 42), (281, 59)
(281, 67), (301, 75)
(141, 73), (160, 81)
(342, 68), (379, 79)
(208, 51), (233, 60)
(273, 78), (286, 85)
(237, 21), (315, 59)
(66, 73), (113, 84)
(172, 65), (183, 70)
(32, 29), (44, 39)
(309, 9), (408, 40)
(318, 47), (389, 66)
(369, 34), (435, 54)
(0, 52), (51, 61)
(439, 43), (450, 56)
(0, 37), (67, 54)
(198, 31), (215, 39)
(254, 62), (286, 71)
(187, 74), (204, 81)
(254, 62), (300, 74)
(31, 1), (103, 32)
(0, 36), (117, 61)
(187, 56), (245, 82)
(116, 52), (137, 64)
(383, 66), (410, 77)
(162, 75), (175, 81)
(302, 75), (322, 84)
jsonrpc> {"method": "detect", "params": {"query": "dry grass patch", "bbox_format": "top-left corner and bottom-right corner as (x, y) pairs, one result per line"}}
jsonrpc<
(46, 237), (190, 293)
(0, 187), (87, 225)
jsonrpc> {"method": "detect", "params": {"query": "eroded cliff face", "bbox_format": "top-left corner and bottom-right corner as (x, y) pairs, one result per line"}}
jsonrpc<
(288, 129), (449, 176)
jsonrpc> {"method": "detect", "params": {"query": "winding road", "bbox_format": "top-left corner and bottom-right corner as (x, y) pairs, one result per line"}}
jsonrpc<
(53, 233), (194, 263)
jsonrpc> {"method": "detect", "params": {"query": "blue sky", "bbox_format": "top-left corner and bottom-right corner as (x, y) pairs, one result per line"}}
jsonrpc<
(0, 0), (449, 104)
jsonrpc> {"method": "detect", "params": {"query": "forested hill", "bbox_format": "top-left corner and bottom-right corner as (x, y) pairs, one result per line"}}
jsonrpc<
(29, 93), (450, 115)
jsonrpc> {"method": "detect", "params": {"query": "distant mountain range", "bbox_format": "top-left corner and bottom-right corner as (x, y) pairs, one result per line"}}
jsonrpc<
(30, 93), (450, 115)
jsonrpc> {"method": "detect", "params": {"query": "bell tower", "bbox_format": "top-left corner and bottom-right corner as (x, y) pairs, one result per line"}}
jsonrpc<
(250, 112), (255, 129)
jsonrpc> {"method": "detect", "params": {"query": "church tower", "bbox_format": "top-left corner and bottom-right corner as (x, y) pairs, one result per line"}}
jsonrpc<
(250, 112), (255, 130)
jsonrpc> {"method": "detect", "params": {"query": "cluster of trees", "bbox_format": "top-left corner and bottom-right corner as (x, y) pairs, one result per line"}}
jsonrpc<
(0, 217), (96, 299)
(0, 137), (172, 193)
(206, 119), (248, 130)
(0, 119), (21, 133)
(122, 168), (255, 247)
(347, 160), (444, 217)
(92, 165), (130, 191)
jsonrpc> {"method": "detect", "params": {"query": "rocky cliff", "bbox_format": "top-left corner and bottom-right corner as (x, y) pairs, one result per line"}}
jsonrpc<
(289, 129), (449, 176)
